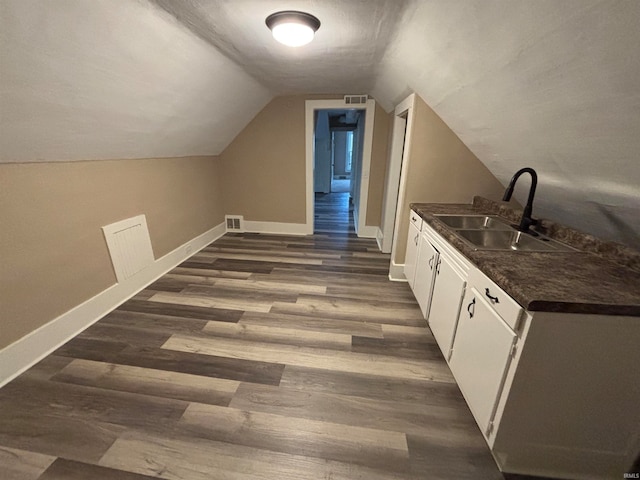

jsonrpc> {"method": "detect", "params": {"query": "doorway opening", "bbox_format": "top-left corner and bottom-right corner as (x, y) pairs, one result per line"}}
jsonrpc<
(305, 99), (376, 237)
(330, 129), (355, 193)
(381, 94), (416, 279)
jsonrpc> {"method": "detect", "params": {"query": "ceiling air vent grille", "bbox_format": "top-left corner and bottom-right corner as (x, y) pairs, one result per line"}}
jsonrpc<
(225, 215), (244, 232)
(344, 95), (368, 105)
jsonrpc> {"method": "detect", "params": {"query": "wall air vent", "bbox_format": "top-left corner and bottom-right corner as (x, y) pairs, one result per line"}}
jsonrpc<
(225, 215), (244, 232)
(102, 215), (155, 283)
(344, 95), (368, 105)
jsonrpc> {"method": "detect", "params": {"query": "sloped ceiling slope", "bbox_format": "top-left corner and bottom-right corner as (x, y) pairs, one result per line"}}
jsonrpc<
(150, 0), (411, 94)
(0, 0), (272, 162)
(372, 0), (640, 247)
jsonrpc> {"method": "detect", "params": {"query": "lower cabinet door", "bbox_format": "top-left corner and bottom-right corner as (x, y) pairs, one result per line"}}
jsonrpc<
(427, 253), (465, 358)
(413, 235), (438, 318)
(449, 287), (517, 435)
(404, 222), (420, 289)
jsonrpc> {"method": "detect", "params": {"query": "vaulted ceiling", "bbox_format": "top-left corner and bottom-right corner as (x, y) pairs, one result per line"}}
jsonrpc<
(1, 0), (639, 246)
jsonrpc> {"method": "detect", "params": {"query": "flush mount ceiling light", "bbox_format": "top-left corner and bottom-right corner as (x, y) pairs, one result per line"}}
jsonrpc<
(265, 11), (320, 47)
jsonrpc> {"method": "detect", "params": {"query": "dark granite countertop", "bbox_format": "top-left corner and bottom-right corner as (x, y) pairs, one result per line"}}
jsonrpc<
(410, 198), (640, 317)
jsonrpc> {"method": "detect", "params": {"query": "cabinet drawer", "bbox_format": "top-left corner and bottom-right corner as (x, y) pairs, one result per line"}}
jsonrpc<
(468, 268), (523, 331)
(409, 210), (423, 231)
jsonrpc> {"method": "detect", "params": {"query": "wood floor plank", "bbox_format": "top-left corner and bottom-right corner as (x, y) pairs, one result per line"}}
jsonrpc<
(270, 300), (427, 327)
(161, 334), (455, 382)
(182, 259), (275, 274)
(382, 324), (438, 343)
(229, 382), (478, 442)
(407, 434), (504, 480)
(101, 310), (210, 336)
(76, 323), (172, 349)
(112, 346), (286, 386)
(325, 283), (418, 304)
(202, 321), (352, 350)
(295, 294), (425, 320)
(210, 277), (327, 295)
(0, 377), (188, 431)
(147, 291), (274, 313)
(179, 403), (410, 471)
(351, 336), (446, 360)
(117, 298), (243, 322)
(17, 355), (74, 382)
(53, 337), (130, 363)
(251, 266), (397, 286)
(144, 277), (186, 292)
(196, 250), (324, 265)
(99, 431), (413, 480)
(52, 359), (240, 406)
(0, 413), (125, 464)
(180, 284), (300, 304)
(38, 458), (159, 480)
(239, 311), (384, 338)
(279, 365), (467, 406)
(0, 446), (56, 480)
(208, 258), (275, 274)
(169, 266), (252, 279)
(203, 246), (342, 260)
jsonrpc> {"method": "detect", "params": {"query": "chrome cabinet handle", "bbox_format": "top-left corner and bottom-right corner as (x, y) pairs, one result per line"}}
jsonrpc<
(485, 288), (500, 304)
(428, 255), (434, 270)
(435, 258), (441, 275)
(467, 298), (476, 318)
(414, 233), (419, 245)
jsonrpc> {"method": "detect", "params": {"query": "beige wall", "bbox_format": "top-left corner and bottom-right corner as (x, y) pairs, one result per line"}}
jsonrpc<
(366, 103), (392, 227)
(394, 95), (505, 264)
(220, 95), (309, 224)
(0, 156), (224, 349)
(220, 94), (392, 228)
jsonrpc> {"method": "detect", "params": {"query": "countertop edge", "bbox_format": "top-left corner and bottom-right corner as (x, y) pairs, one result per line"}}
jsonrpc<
(409, 201), (640, 318)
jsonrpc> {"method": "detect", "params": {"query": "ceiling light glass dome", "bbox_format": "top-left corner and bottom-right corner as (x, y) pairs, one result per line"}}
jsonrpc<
(265, 11), (321, 47)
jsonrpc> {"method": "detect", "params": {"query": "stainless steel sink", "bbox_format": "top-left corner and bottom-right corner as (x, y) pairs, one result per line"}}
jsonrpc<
(434, 214), (513, 231)
(455, 229), (574, 252)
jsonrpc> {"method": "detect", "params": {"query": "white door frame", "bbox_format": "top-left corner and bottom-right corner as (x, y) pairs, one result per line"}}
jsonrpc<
(305, 99), (376, 236)
(382, 94), (416, 279)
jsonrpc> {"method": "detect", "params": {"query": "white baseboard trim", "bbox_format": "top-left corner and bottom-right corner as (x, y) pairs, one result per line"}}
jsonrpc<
(357, 225), (378, 240)
(376, 227), (384, 251)
(243, 221), (309, 236)
(353, 208), (360, 235)
(0, 221), (226, 388)
(388, 261), (407, 282)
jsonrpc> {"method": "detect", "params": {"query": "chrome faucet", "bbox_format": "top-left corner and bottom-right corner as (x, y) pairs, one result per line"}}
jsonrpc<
(502, 167), (538, 234)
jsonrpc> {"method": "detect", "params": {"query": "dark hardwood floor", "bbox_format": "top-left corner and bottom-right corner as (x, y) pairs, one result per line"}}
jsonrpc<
(2, 192), (528, 479)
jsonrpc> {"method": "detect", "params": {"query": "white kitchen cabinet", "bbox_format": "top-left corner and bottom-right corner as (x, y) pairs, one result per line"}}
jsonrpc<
(413, 233), (438, 318)
(404, 208), (640, 479)
(449, 286), (517, 435)
(427, 253), (466, 359)
(406, 209), (471, 340)
(403, 212), (422, 289)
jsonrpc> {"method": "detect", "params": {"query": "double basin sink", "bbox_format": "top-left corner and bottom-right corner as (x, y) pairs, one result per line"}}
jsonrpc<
(434, 215), (574, 252)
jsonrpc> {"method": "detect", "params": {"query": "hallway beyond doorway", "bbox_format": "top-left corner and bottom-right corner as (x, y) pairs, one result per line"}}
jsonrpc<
(330, 178), (350, 193)
(314, 192), (353, 235)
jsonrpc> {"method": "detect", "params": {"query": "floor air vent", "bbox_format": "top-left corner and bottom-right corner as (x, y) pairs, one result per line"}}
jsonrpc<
(344, 95), (368, 105)
(225, 215), (244, 232)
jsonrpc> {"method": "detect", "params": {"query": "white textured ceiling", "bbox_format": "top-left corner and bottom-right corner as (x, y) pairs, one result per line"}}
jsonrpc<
(1, 0), (639, 246)
(150, 0), (411, 94)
